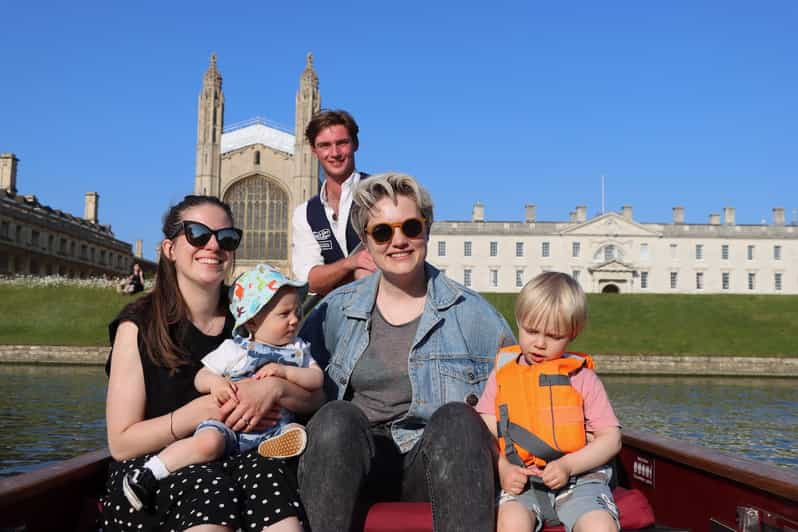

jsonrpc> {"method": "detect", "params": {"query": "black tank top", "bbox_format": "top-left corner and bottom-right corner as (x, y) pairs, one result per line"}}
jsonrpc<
(106, 297), (234, 420)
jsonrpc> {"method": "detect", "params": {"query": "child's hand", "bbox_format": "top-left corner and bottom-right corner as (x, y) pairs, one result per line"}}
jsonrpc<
(210, 379), (238, 406)
(499, 457), (534, 495)
(541, 458), (573, 490)
(255, 363), (285, 380)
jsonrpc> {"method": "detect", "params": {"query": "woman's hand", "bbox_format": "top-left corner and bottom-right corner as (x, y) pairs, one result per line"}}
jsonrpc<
(223, 376), (284, 433)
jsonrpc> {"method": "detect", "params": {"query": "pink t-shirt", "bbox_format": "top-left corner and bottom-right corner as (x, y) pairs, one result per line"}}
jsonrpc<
(476, 355), (620, 434)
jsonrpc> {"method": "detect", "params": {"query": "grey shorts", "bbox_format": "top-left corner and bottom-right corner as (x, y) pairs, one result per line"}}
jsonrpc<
(498, 465), (619, 532)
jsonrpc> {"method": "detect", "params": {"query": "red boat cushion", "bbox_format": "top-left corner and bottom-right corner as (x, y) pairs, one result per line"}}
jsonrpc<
(363, 486), (655, 531)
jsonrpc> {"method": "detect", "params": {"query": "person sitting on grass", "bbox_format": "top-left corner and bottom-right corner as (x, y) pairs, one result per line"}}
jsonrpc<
(476, 271), (622, 532)
(123, 263), (323, 518)
(119, 262), (145, 294)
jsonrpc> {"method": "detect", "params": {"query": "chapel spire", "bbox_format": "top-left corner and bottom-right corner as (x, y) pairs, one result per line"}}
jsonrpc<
(194, 53), (225, 196)
(292, 52), (321, 205)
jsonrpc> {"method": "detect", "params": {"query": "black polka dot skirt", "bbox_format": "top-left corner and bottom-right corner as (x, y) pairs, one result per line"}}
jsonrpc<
(101, 449), (302, 531)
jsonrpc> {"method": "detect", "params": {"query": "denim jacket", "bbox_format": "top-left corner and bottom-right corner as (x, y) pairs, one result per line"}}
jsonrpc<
(299, 263), (516, 452)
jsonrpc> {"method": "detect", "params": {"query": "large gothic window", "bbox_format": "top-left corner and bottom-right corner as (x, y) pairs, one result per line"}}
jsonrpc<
(225, 176), (288, 261)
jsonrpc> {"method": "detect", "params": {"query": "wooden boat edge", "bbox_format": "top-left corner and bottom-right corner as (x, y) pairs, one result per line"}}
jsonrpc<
(622, 429), (798, 502)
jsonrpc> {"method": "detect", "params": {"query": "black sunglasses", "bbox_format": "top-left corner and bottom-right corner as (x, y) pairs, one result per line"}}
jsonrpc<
(365, 217), (426, 244)
(171, 221), (243, 251)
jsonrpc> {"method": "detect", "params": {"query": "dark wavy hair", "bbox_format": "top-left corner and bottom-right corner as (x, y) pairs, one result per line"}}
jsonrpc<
(140, 195), (235, 369)
(305, 109), (360, 149)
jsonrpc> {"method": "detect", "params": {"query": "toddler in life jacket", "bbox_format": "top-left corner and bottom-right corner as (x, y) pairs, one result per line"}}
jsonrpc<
(122, 264), (323, 514)
(475, 272), (621, 532)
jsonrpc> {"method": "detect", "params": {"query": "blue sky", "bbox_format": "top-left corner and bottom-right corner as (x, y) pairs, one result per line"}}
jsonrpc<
(1, 1), (796, 260)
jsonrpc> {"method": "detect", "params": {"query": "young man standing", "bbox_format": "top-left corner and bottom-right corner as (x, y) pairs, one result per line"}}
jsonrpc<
(291, 110), (376, 295)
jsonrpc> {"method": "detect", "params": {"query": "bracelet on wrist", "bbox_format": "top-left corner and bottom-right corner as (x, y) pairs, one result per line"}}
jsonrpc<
(169, 410), (179, 441)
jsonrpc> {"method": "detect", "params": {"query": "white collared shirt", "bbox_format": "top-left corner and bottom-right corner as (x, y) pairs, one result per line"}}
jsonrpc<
(291, 171), (362, 282)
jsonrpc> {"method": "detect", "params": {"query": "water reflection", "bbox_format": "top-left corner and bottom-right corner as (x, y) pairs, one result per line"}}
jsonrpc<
(0, 367), (795, 477)
(0, 365), (106, 477)
(603, 376), (798, 469)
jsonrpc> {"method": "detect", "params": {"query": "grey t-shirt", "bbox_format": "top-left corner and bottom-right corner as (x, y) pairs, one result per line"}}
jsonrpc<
(348, 307), (419, 427)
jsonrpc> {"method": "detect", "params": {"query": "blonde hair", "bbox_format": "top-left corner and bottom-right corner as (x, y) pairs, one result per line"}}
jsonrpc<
(350, 172), (434, 239)
(515, 272), (587, 339)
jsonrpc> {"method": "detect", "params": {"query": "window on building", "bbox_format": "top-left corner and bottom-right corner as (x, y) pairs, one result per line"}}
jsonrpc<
(774, 245), (782, 261)
(100, 250), (106, 265)
(696, 272), (704, 290)
(515, 270), (524, 288)
(80, 245), (88, 260)
(542, 242), (550, 257)
(0, 221), (8, 240)
(670, 272), (678, 289)
(721, 244), (729, 260)
(748, 272), (756, 290)
(490, 241), (498, 257)
(489, 269), (498, 288)
(30, 259), (40, 275)
(31, 230), (40, 247)
(747, 245), (755, 261)
(70, 241), (76, 256)
(640, 271), (648, 289)
(722, 272), (730, 290)
(594, 244), (623, 262)
(0, 252), (7, 274)
(254, 151), (261, 165)
(60, 238), (67, 254)
(516, 242), (524, 257)
(670, 243), (678, 258)
(90, 247), (95, 262)
(224, 176), (289, 261)
(775, 273), (783, 291)
(464, 268), (472, 287)
(438, 241), (446, 257)
(695, 244), (703, 260)
(640, 243), (649, 260)
(572, 270), (580, 283)
(464, 241), (472, 257)
(572, 242), (581, 258)
(48, 234), (54, 251)
(16, 226), (23, 244)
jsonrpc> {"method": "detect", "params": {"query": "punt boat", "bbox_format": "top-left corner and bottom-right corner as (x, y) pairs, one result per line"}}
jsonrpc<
(0, 429), (796, 531)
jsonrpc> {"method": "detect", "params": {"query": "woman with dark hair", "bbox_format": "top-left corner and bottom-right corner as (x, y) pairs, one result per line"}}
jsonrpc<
(101, 195), (320, 531)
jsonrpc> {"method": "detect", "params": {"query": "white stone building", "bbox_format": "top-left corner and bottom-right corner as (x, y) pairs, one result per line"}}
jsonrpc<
(194, 54), (320, 275)
(0, 153), (149, 277)
(428, 203), (797, 294)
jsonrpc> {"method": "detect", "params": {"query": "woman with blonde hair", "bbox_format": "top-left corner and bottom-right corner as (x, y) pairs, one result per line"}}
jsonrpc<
(298, 173), (515, 532)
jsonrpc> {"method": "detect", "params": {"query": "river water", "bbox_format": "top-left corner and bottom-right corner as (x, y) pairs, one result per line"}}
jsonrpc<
(0, 366), (795, 477)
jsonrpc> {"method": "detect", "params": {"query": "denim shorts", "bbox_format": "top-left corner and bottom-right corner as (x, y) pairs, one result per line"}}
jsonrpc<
(195, 419), (282, 458)
(498, 465), (619, 532)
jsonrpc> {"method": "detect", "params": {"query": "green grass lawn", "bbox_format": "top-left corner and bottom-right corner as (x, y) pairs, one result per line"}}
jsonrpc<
(483, 292), (798, 356)
(0, 285), (143, 346)
(1, 285), (796, 356)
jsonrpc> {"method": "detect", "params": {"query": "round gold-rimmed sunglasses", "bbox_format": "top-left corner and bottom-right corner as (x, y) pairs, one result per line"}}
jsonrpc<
(365, 217), (426, 244)
(170, 221), (243, 251)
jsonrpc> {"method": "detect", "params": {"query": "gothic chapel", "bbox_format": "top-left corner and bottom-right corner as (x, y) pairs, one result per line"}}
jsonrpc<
(194, 53), (321, 274)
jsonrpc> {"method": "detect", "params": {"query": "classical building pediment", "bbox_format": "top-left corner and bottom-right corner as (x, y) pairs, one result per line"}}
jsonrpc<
(588, 259), (636, 274)
(562, 213), (660, 237)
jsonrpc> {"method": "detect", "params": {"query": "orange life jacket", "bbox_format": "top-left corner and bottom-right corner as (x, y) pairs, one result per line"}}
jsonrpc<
(494, 345), (594, 468)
